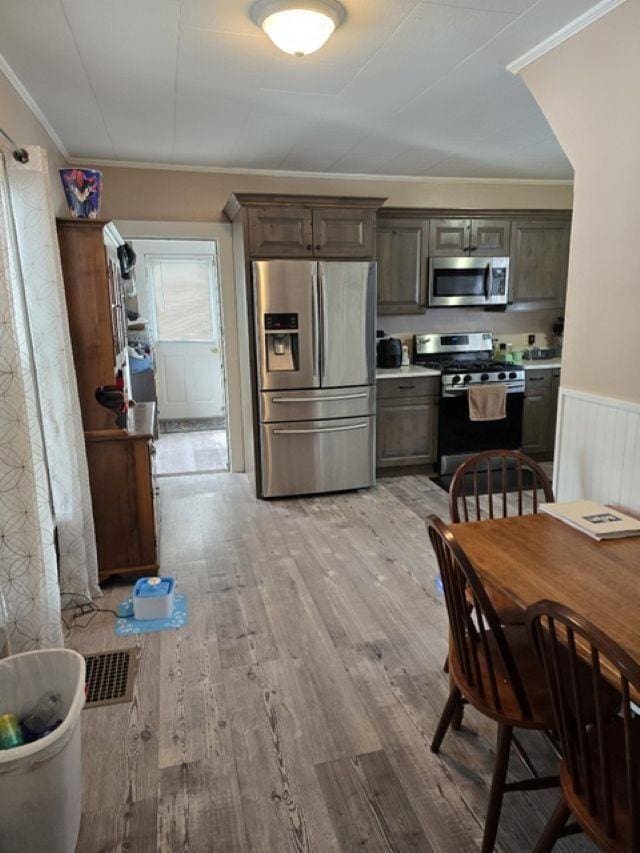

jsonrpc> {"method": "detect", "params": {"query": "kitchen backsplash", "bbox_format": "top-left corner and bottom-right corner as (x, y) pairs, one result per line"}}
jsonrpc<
(379, 307), (561, 359)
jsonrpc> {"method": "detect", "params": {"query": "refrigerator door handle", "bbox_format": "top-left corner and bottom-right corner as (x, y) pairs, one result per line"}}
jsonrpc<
(273, 423), (368, 436)
(316, 263), (323, 382)
(270, 392), (368, 403)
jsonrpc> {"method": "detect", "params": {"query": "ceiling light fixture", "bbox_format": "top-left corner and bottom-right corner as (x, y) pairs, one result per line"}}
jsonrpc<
(251, 0), (345, 57)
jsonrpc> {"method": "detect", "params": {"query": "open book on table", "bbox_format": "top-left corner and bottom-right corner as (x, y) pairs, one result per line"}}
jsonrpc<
(540, 500), (640, 541)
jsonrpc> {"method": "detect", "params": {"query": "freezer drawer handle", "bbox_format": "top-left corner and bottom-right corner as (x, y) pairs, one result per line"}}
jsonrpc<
(273, 423), (368, 435)
(270, 393), (368, 403)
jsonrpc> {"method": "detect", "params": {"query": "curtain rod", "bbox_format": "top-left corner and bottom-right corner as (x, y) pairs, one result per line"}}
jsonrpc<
(0, 127), (29, 163)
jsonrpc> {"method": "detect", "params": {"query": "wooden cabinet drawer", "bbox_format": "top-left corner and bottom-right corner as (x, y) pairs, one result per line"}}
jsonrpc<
(525, 369), (552, 390)
(377, 376), (439, 399)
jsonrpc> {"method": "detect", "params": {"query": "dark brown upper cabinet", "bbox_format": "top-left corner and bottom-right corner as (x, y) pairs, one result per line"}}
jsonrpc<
(312, 207), (376, 257)
(226, 194), (386, 260)
(470, 219), (510, 256)
(247, 206), (313, 258)
(430, 218), (510, 256)
(429, 219), (470, 256)
(510, 219), (570, 309)
(377, 216), (429, 314)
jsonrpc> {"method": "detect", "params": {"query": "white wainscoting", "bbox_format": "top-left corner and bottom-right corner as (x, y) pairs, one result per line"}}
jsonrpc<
(554, 388), (640, 514)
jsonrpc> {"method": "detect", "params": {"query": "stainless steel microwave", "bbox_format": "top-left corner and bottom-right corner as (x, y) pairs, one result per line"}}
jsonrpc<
(429, 256), (509, 307)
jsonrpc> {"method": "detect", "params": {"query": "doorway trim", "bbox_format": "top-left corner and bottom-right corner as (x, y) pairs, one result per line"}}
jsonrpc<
(115, 220), (245, 473)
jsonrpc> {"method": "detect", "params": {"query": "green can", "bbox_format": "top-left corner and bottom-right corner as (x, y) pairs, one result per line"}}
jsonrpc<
(0, 713), (24, 749)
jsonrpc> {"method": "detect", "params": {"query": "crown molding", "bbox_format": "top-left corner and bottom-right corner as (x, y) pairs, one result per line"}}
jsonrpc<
(73, 157), (573, 186)
(0, 50), (69, 161)
(507, 0), (627, 75)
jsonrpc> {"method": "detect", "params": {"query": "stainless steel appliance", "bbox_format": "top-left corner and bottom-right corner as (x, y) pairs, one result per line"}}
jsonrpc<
(254, 259), (376, 498)
(414, 331), (525, 478)
(429, 256), (509, 307)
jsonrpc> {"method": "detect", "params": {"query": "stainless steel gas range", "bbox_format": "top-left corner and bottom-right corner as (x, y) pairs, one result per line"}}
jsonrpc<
(414, 331), (525, 477)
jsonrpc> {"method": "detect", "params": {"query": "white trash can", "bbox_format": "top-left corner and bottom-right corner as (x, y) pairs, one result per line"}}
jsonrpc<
(0, 649), (86, 853)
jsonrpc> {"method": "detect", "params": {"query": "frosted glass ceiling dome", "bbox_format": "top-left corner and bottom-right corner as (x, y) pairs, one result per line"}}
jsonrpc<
(251, 0), (346, 57)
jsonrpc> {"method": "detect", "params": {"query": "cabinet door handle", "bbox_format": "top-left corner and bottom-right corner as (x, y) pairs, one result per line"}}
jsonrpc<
(397, 384), (416, 390)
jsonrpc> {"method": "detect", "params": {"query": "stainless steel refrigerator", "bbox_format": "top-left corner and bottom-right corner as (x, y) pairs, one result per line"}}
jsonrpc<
(253, 259), (376, 498)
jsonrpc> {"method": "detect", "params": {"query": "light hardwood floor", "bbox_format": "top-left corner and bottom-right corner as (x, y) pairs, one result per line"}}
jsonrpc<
(155, 430), (228, 476)
(69, 472), (594, 852)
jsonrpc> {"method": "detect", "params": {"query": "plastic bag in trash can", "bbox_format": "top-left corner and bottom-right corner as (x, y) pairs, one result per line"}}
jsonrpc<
(0, 649), (85, 853)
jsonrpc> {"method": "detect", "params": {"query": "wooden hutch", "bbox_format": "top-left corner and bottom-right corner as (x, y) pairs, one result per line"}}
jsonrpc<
(57, 219), (158, 581)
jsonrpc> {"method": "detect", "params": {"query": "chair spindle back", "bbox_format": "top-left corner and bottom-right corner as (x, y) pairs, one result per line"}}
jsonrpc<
(527, 600), (640, 849)
(449, 449), (554, 523)
(427, 515), (533, 719)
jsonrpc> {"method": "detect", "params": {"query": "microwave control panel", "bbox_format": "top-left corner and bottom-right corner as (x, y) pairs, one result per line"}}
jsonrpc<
(491, 266), (507, 296)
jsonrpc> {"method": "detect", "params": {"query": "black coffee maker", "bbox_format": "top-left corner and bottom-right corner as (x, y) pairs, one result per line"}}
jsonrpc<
(377, 335), (402, 369)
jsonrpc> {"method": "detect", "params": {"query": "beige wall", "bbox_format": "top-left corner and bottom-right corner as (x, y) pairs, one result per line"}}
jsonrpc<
(522, 0), (639, 403)
(97, 164), (572, 222)
(381, 307), (559, 344)
(0, 71), (67, 215)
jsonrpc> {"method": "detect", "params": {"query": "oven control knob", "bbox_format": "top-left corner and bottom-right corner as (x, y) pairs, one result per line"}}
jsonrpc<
(509, 371), (517, 379)
(481, 373), (489, 381)
(463, 374), (472, 383)
(451, 375), (461, 384)
(498, 372), (506, 380)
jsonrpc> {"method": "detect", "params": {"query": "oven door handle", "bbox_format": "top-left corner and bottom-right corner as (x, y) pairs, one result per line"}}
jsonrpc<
(443, 385), (522, 397)
(484, 262), (492, 301)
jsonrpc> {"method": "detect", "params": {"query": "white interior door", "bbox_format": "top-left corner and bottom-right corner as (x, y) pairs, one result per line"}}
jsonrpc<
(147, 250), (223, 420)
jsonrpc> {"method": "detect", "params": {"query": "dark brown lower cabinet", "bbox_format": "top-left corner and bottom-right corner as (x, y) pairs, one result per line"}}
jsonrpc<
(376, 378), (439, 468)
(521, 368), (560, 459)
(85, 403), (158, 581)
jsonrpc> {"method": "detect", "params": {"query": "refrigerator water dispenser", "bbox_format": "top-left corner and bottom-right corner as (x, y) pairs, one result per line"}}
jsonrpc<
(264, 313), (299, 373)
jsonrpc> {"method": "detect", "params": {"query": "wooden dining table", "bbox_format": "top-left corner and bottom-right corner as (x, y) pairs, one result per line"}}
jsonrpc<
(452, 512), (640, 682)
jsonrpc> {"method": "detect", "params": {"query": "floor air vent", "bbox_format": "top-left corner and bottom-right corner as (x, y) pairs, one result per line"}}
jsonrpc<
(84, 647), (140, 708)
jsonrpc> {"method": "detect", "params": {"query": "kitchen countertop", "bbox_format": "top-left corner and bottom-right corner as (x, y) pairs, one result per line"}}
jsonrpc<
(522, 358), (562, 370)
(376, 365), (441, 379)
(376, 360), (561, 379)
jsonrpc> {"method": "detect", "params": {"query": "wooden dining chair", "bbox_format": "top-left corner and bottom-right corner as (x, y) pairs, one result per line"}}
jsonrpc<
(450, 449), (554, 627)
(449, 448), (555, 526)
(527, 600), (640, 852)
(427, 515), (560, 853)
(443, 450), (555, 729)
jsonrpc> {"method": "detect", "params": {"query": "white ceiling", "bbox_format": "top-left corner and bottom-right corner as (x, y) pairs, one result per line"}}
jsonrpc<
(0, 0), (594, 179)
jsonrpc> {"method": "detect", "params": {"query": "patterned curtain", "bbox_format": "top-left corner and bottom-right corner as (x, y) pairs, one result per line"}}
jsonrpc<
(0, 146), (100, 651)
